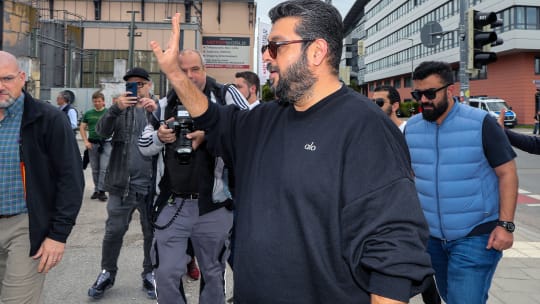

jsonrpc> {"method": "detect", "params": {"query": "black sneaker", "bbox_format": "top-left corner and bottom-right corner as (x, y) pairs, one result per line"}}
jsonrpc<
(98, 191), (108, 202)
(91, 192), (99, 200)
(142, 272), (157, 299)
(88, 270), (114, 299)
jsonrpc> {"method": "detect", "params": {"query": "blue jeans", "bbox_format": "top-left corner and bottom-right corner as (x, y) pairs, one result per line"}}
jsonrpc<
(428, 235), (502, 304)
(88, 141), (111, 193)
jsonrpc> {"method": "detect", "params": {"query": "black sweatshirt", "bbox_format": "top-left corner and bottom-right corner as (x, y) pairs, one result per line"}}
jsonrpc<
(195, 85), (433, 303)
(505, 128), (540, 155)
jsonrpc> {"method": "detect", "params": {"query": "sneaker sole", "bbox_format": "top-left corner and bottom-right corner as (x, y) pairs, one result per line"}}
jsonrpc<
(143, 287), (157, 300)
(88, 284), (113, 299)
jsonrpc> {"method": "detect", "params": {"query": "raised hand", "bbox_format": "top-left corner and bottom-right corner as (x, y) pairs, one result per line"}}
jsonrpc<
(497, 108), (506, 128)
(150, 13), (181, 77)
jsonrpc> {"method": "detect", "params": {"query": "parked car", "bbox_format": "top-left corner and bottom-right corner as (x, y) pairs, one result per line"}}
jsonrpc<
(467, 96), (518, 128)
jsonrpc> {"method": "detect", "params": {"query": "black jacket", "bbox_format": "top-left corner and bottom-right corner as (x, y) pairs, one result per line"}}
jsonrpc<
(96, 101), (156, 196)
(20, 91), (84, 256)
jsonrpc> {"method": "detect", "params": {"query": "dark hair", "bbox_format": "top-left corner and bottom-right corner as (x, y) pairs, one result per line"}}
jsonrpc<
(268, 0), (343, 75)
(374, 85), (401, 104)
(235, 71), (260, 94)
(92, 90), (104, 100)
(59, 90), (75, 104)
(413, 61), (454, 85)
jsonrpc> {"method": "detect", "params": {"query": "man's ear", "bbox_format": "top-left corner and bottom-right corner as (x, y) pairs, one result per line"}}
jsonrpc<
(309, 39), (328, 66)
(392, 102), (400, 113)
(447, 84), (456, 102)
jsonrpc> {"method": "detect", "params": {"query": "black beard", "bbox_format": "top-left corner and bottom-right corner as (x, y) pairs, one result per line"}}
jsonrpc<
(421, 94), (449, 122)
(275, 51), (316, 105)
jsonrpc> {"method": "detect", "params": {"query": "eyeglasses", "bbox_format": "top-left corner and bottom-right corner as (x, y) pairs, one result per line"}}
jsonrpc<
(0, 71), (21, 85)
(371, 98), (387, 107)
(411, 84), (450, 101)
(261, 39), (315, 59)
(136, 81), (148, 88)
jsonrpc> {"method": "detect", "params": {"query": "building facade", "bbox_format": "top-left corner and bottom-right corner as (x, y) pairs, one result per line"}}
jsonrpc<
(343, 0), (540, 124)
(2, 0), (256, 102)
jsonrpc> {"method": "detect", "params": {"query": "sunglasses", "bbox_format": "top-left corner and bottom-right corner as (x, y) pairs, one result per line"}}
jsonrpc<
(411, 84), (450, 101)
(261, 39), (315, 59)
(371, 98), (386, 107)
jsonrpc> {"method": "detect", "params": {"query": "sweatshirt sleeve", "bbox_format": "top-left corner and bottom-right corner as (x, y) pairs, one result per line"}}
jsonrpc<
(138, 99), (167, 157)
(340, 113), (433, 302)
(194, 101), (240, 167)
(505, 128), (540, 155)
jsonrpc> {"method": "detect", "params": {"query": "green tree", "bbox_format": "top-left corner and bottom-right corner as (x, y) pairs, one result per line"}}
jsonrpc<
(261, 80), (276, 101)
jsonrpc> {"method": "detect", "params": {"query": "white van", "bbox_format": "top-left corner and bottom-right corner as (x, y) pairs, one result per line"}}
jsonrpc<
(467, 96), (518, 128)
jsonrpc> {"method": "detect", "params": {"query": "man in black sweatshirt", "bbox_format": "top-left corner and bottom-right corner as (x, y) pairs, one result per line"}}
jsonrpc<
(150, 1), (434, 303)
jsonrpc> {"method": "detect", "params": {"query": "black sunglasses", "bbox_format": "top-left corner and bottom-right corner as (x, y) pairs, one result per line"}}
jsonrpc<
(411, 84), (450, 101)
(371, 98), (386, 107)
(261, 39), (315, 59)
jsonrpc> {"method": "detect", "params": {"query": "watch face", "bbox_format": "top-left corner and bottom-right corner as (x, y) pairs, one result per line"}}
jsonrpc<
(506, 222), (515, 232)
(499, 221), (515, 232)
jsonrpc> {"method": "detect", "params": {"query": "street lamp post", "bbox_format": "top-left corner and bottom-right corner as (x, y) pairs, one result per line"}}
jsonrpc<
(127, 10), (140, 69)
(402, 38), (414, 81)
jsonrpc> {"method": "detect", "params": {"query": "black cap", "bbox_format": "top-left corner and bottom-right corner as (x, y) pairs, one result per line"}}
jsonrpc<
(123, 67), (150, 81)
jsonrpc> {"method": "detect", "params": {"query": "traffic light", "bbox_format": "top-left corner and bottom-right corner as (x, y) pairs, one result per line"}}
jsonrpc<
(467, 8), (503, 70)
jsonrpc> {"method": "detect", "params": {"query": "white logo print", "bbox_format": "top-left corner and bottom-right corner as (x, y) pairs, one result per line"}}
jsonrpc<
(304, 142), (317, 151)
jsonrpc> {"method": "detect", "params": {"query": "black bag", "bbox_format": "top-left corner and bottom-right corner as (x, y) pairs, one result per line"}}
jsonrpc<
(82, 149), (90, 169)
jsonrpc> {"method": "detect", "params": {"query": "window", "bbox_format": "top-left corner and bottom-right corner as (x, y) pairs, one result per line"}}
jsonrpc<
(394, 78), (401, 88)
(535, 57), (540, 74)
(516, 7), (525, 29)
(404, 76), (412, 88)
(526, 7), (537, 29)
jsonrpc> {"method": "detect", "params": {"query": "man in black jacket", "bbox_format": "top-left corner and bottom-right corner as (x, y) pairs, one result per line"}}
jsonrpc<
(88, 67), (159, 300)
(0, 50), (84, 303)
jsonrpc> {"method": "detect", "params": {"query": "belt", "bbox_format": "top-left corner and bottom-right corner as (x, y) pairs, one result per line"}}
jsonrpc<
(174, 193), (199, 200)
(0, 214), (18, 219)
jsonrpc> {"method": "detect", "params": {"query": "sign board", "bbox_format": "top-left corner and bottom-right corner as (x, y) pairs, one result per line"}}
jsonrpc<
(202, 36), (250, 69)
(258, 22), (271, 85)
(420, 21), (443, 48)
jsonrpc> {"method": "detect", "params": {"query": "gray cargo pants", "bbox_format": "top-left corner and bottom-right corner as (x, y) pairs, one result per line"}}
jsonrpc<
(152, 198), (233, 304)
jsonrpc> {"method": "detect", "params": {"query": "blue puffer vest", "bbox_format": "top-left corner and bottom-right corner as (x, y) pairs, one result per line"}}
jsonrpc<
(405, 102), (499, 240)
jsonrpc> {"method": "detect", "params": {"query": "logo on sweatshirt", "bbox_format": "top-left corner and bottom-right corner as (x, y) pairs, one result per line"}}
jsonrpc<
(304, 142), (317, 151)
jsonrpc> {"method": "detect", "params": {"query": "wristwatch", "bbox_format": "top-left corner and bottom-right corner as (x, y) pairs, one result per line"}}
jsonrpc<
(497, 221), (515, 233)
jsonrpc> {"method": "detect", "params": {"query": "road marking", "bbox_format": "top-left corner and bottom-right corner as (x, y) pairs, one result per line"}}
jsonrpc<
(517, 189), (540, 205)
(505, 242), (540, 258)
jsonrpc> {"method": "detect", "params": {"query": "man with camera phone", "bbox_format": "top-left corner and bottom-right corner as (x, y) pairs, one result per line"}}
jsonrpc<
(88, 67), (159, 300)
(138, 49), (247, 304)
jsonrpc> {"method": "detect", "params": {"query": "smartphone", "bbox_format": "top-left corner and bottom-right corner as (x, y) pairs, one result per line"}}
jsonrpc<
(126, 82), (138, 103)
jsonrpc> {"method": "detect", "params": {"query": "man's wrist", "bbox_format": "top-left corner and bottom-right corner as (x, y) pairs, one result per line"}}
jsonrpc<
(496, 220), (515, 233)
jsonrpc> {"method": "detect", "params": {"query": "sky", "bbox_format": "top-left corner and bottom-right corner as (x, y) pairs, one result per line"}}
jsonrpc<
(256, 1), (353, 24)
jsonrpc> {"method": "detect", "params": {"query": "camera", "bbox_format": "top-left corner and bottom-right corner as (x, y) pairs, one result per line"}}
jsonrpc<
(166, 106), (194, 164)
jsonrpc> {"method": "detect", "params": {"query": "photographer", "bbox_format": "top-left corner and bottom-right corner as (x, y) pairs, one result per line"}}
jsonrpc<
(138, 49), (247, 304)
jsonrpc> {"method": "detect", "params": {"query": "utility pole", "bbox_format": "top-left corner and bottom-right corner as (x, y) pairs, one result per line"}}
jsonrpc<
(459, 0), (470, 102)
(127, 10), (140, 69)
